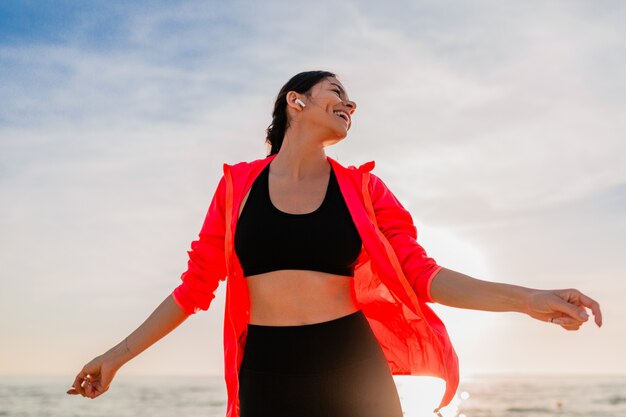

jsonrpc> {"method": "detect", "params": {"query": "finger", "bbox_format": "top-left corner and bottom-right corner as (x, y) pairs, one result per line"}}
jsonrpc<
(91, 381), (106, 398)
(79, 378), (90, 397)
(85, 380), (95, 398)
(578, 293), (603, 327)
(555, 296), (588, 322)
(74, 377), (88, 397)
(71, 371), (86, 393)
(88, 382), (101, 399)
(552, 317), (584, 327)
(560, 322), (582, 331)
(82, 374), (95, 397)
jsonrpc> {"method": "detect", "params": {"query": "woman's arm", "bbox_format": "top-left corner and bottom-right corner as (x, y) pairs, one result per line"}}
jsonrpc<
(365, 173), (603, 331)
(69, 173), (229, 399)
(68, 294), (190, 398)
(430, 267), (603, 330)
(105, 294), (190, 367)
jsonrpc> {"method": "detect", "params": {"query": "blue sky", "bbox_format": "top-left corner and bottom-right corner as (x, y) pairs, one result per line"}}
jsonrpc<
(1, 0), (624, 395)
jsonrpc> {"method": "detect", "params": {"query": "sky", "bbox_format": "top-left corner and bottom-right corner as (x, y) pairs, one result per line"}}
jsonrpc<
(1, 0), (625, 390)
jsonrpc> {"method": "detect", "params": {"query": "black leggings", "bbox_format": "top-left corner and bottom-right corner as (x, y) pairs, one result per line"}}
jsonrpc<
(238, 310), (404, 417)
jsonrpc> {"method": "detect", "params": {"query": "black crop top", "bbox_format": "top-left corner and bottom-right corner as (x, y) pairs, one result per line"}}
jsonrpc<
(234, 163), (362, 277)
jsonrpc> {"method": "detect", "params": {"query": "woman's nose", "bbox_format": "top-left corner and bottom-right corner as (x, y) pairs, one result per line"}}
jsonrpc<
(345, 100), (357, 114)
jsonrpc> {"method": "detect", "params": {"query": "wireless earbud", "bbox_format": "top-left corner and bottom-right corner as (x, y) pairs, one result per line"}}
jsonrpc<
(295, 98), (306, 108)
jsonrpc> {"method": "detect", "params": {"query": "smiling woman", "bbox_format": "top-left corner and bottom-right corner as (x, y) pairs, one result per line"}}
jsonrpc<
(265, 70), (356, 156)
(67, 70), (603, 417)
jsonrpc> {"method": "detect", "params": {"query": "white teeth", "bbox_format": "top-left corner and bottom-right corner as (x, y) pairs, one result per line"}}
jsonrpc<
(334, 111), (348, 123)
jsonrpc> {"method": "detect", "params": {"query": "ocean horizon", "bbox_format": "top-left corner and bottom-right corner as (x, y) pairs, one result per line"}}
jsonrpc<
(1, 373), (624, 417)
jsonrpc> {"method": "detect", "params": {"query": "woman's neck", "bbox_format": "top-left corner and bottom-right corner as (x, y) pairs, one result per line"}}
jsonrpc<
(271, 133), (329, 181)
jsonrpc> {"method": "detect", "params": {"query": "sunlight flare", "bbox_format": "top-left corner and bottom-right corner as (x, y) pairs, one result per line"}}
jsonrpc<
(394, 376), (462, 417)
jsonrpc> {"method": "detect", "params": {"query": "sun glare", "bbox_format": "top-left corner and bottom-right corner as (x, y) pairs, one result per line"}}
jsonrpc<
(394, 376), (462, 417)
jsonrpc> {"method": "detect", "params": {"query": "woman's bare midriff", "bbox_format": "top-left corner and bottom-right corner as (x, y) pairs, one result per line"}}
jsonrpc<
(246, 269), (360, 326)
(240, 162), (360, 326)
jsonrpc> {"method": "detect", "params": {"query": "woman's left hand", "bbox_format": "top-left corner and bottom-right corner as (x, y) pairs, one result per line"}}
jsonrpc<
(525, 288), (603, 330)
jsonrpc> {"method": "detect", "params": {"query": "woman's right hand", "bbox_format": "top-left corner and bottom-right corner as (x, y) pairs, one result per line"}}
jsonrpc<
(66, 354), (120, 399)
(65, 294), (191, 399)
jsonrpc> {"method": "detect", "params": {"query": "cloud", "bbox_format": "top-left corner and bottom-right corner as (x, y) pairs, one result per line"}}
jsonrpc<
(0, 0), (624, 376)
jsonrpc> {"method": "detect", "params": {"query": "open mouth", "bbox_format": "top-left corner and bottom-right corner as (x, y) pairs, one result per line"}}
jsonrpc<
(333, 111), (350, 127)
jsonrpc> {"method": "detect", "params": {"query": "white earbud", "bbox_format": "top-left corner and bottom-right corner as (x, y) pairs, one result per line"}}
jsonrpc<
(295, 98), (306, 108)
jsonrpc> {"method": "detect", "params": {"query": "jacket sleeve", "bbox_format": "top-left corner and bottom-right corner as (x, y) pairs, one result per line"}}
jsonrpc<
(368, 173), (443, 303)
(171, 175), (228, 314)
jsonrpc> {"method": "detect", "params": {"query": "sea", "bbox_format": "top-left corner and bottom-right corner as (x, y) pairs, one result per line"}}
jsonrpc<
(0, 374), (624, 417)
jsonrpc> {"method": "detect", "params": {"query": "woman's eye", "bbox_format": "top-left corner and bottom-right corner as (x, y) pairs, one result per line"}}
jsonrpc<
(333, 89), (341, 96)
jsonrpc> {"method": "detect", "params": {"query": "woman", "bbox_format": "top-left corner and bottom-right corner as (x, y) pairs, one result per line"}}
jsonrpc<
(67, 71), (603, 417)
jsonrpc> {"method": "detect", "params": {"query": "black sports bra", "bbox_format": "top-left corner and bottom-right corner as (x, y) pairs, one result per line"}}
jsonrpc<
(234, 163), (362, 277)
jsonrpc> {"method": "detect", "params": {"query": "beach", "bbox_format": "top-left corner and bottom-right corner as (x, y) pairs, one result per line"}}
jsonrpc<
(1, 374), (624, 417)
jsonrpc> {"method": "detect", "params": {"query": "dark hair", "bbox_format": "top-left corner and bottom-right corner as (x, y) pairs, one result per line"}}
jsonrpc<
(265, 70), (336, 156)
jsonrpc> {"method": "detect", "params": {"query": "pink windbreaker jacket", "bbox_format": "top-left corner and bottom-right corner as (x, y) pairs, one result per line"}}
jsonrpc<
(171, 154), (459, 417)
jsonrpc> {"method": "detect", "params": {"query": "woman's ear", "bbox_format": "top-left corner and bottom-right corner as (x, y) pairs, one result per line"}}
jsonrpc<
(286, 91), (305, 110)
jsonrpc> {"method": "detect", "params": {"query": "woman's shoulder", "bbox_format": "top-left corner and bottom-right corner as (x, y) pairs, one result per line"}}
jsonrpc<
(221, 155), (274, 175)
(327, 155), (376, 174)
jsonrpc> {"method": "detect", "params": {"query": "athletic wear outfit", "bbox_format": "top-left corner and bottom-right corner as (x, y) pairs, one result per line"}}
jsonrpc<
(171, 154), (459, 417)
(234, 162), (362, 277)
(239, 310), (404, 417)
(234, 162), (400, 416)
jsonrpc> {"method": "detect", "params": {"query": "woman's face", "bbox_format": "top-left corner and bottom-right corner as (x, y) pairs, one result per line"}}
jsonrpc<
(292, 77), (357, 139)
